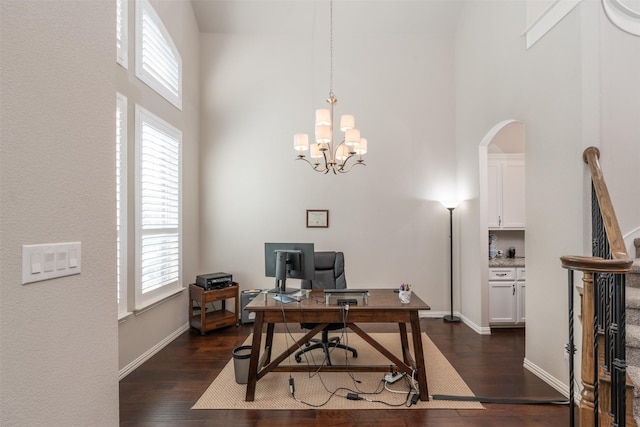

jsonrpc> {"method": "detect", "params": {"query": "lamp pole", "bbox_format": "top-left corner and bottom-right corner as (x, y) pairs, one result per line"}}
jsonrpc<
(443, 206), (460, 323)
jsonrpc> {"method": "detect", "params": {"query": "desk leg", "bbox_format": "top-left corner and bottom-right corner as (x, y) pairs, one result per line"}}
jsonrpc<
(410, 311), (429, 401)
(398, 323), (410, 365)
(264, 323), (274, 365)
(245, 311), (264, 401)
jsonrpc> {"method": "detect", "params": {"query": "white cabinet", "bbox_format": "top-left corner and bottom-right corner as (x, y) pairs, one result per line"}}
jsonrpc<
(489, 267), (525, 326)
(516, 268), (525, 324)
(488, 154), (525, 229)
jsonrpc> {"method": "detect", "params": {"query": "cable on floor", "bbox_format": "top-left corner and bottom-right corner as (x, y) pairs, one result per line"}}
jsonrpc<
(431, 395), (569, 405)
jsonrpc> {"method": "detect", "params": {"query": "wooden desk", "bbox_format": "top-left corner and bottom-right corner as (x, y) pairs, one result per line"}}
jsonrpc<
(243, 289), (431, 401)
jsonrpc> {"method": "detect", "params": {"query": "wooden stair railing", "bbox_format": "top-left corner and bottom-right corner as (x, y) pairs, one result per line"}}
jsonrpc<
(561, 147), (633, 427)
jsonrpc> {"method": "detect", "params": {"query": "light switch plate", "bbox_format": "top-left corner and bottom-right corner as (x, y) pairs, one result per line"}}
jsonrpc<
(22, 242), (81, 284)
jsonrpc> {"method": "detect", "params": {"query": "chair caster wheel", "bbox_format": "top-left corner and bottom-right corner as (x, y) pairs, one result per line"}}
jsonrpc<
(295, 355), (302, 363)
(353, 351), (358, 358)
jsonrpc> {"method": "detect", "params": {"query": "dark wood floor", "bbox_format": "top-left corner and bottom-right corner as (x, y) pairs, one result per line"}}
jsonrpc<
(120, 319), (575, 426)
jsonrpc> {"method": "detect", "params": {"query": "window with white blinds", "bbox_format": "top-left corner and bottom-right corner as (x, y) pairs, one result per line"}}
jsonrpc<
(116, 93), (129, 317)
(116, 0), (128, 68)
(135, 0), (182, 110)
(135, 105), (182, 309)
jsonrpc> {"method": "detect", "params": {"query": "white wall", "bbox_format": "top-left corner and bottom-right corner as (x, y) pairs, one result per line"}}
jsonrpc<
(0, 1), (119, 425)
(454, 1), (531, 331)
(598, 4), (640, 247)
(455, 0), (640, 394)
(198, 8), (459, 315)
(117, 0), (201, 374)
(455, 0), (584, 388)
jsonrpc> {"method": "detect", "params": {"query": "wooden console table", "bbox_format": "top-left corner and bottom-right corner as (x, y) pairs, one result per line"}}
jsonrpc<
(189, 283), (239, 335)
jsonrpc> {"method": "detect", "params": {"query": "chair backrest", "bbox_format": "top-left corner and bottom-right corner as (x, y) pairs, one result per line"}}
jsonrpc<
(301, 251), (346, 290)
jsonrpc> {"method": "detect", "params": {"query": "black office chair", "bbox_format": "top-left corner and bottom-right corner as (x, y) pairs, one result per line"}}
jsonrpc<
(294, 251), (358, 365)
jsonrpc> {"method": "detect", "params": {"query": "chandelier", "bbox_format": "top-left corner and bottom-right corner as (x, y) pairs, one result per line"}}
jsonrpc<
(293, 0), (367, 174)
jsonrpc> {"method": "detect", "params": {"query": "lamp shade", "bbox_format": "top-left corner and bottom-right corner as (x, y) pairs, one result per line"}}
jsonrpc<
(336, 144), (349, 162)
(345, 128), (360, 146)
(440, 200), (460, 209)
(315, 109), (331, 126)
(315, 124), (331, 143)
(294, 133), (309, 152)
(310, 143), (323, 159)
(355, 138), (367, 155)
(340, 114), (354, 131)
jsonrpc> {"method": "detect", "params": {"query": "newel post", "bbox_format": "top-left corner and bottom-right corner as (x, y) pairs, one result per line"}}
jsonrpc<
(580, 271), (597, 427)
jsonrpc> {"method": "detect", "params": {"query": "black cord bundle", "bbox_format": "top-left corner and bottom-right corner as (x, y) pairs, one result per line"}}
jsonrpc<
(273, 298), (421, 408)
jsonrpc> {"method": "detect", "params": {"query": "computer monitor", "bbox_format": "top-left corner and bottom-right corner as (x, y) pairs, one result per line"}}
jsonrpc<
(264, 242), (315, 294)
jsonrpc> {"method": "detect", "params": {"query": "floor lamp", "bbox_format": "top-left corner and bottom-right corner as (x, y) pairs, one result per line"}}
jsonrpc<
(440, 201), (460, 323)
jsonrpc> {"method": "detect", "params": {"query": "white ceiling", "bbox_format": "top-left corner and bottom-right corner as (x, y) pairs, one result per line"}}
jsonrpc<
(190, 0), (464, 35)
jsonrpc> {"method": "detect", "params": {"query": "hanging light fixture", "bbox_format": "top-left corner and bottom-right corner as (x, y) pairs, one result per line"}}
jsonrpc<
(293, 0), (367, 174)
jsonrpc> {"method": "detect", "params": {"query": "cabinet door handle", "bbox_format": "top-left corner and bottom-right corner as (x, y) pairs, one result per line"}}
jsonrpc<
(497, 273), (508, 277)
(512, 284), (515, 295)
(499, 216), (502, 227)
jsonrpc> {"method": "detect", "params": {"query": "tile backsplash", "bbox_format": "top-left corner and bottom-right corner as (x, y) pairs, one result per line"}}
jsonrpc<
(489, 230), (525, 258)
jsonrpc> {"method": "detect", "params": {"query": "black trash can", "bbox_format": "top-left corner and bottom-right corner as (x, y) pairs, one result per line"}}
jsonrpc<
(232, 345), (252, 384)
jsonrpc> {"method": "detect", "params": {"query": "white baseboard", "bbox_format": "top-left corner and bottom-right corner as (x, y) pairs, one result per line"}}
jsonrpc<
(424, 311), (573, 397)
(460, 314), (492, 335)
(119, 322), (190, 380)
(523, 357), (572, 399)
(419, 310), (491, 335)
(419, 309), (448, 318)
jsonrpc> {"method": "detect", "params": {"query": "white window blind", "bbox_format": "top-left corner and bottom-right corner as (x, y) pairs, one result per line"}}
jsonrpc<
(116, 93), (129, 317)
(135, 0), (182, 110)
(135, 105), (182, 309)
(116, 0), (128, 68)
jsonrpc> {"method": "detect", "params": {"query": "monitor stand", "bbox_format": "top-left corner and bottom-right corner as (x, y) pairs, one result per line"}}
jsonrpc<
(267, 279), (298, 294)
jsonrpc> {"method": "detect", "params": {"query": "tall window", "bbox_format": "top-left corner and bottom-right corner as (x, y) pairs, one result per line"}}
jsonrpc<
(116, 93), (128, 317)
(135, 0), (182, 110)
(134, 106), (182, 309)
(117, 0), (184, 314)
(116, 0), (128, 68)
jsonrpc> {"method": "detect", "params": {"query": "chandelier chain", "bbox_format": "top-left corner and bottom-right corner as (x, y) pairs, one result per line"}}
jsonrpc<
(329, 0), (334, 97)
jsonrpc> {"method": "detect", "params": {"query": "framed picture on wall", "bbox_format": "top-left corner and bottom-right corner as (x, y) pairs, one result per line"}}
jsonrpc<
(306, 210), (329, 228)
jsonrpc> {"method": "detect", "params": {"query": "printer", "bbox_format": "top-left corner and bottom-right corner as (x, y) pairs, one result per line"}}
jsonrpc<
(195, 272), (233, 290)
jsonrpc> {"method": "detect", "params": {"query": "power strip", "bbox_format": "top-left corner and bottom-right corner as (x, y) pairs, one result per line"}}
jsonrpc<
(384, 372), (404, 384)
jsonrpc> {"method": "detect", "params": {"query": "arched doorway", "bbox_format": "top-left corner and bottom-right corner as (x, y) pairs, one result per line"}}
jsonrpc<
(478, 120), (525, 328)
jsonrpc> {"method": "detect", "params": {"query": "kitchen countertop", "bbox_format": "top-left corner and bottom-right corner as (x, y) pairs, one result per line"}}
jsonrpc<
(489, 257), (525, 268)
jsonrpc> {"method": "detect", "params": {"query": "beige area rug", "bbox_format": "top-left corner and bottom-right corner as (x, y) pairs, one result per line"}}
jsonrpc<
(192, 332), (483, 410)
